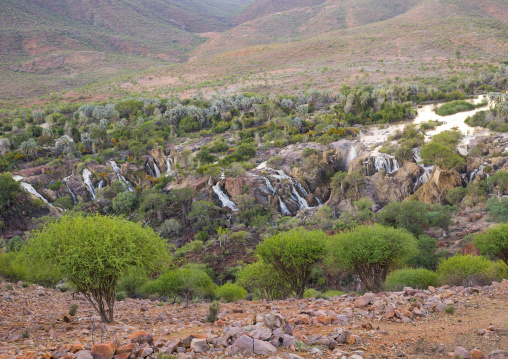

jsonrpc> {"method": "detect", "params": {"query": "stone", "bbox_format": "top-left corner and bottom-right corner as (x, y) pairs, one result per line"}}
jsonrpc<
(310, 348), (322, 356)
(129, 331), (153, 346)
(354, 297), (370, 307)
(250, 327), (272, 341)
(190, 338), (209, 353)
(70, 343), (86, 354)
(91, 343), (115, 359)
(349, 355), (364, 359)
(74, 351), (93, 359)
(253, 339), (277, 355)
(455, 346), (471, 359)
(489, 351), (508, 359)
(228, 335), (255, 356)
(138, 347), (153, 358)
(470, 349), (483, 359)
(317, 316), (332, 325)
(288, 354), (304, 359)
(164, 340), (180, 354)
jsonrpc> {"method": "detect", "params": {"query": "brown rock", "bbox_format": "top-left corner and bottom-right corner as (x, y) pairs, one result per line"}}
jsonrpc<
(470, 349), (484, 359)
(317, 315), (332, 325)
(129, 331), (154, 346)
(70, 343), (86, 353)
(91, 343), (115, 359)
(455, 346), (471, 359)
(354, 297), (370, 307)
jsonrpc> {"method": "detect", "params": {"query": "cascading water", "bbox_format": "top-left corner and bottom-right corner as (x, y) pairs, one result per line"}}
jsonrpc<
(82, 168), (96, 201)
(346, 145), (358, 168)
(270, 170), (310, 209)
(63, 176), (77, 206)
(146, 162), (156, 178)
(153, 161), (161, 178)
(212, 183), (238, 211)
(412, 148), (434, 190)
(470, 165), (485, 183)
(365, 154), (400, 176)
(262, 176), (292, 215)
(166, 156), (174, 174)
(97, 180), (105, 189)
(109, 161), (135, 192)
(13, 175), (53, 206)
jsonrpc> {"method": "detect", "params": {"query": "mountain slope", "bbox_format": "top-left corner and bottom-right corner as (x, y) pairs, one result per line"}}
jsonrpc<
(232, 0), (326, 25)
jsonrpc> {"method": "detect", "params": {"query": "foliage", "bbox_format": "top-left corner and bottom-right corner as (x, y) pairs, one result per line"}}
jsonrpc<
(329, 224), (418, 292)
(485, 198), (508, 223)
(377, 201), (430, 235)
(69, 304), (79, 316)
(435, 100), (483, 116)
(6, 236), (24, 252)
(206, 301), (221, 323)
(406, 235), (440, 270)
(0, 173), (20, 211)
(142, 267), (216, 307)
(236, 260), (293, 300)
(420, 142), (464, 170)
(436, 255), (508, 287)
(215, 283), (247, 302)
(384, 268), (438, 291)
(474, 223), (508, 265)
(256, 228), (327, 298)
(20, 213), (169, 322)
(113, 192), (138, 214)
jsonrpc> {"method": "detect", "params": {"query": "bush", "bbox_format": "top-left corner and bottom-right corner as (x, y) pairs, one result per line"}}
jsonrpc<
(116, 272), (150, 298)
(485, 198), (508, 223)
(384, 268), (438, 291)
(206, 301), (220, 322)
(436, 255), (508, 286)
(436, 100), (477, 116)
(303, 288), (328, 299)
(69, 303), (79, 316)
(215, 283), (247, 302)
(230, 231), (248, 243)
(474, 223), (508, 265)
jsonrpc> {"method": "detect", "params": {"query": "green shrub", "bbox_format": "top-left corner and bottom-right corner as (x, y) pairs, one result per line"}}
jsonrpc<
(206, 300), (221, 322)
(69, 303), (79, 316)
(303, 288), (328, 299)
(436, 255), (508, 286)
(324, 290), (345, 297)
(215, 283), (247, 302)
(474, 223), (508, 265)
(485, 198), (508, 223)
(436, 100), (480, 116)
(230, 231), (248, 243)
(116, 272), (150, 298)
(175, 240), (204, 257)
(116, 291), (128, 301)
(444, 303), (455, 314)
(54, 196), (75, 210)
(384, 268), (438, 291)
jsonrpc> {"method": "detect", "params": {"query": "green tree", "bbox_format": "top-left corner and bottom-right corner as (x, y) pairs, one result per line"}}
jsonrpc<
(331, 171), (347, 195)
(475, 223), (508, 265)
(329, 224), (418, 292)
(406, 235), (440, 270)
(215, 283), (247, 302)
(485, 198), (508, 223)
(0, 173), (20, 210)
(346, 172), (364, 199)
(446, 186), (466, 206)
(112, 192), (138, 214)
(143, 267), (215, 307)
(256, 228), (327, 298)
(236, 260), (292, 300)
(20, 214), (169, 322)
(488, 171), (508, 199)
(420, 142), (464, 170)
(377, 201), (430, 236)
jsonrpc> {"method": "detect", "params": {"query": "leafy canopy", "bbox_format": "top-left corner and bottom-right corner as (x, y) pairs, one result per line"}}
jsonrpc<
(474, 223), (508, 265)
(329, 224), (418, 292)
(21, 213), (169, 322)
(256, 228), (327, 298)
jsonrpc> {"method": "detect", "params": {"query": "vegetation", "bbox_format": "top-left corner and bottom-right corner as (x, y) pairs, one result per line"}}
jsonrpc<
(435, 100), (486, 116)
(474, 224), (508, 265)
(436, 255), (508, 287)
(384, 268), (438, 291)
(215, 283), (248, 302)
(256, 228), (327, 298)
(18, 213), (169, 322)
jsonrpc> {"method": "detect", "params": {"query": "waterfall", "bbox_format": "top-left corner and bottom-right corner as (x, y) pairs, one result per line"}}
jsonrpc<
(82, 168), (96, 201)
(166, 156), (174, 174)
(97, 180), (105, 189)
(153, 161), (161, 178)
(146, 162), (156, 178)
(412, 148), (434, 190)
(212, 183), (238, 211)
(470, 165), (485, 183)
(13, 175), (51, 206)
(271, 170), (310, 209)
(63, 176), (77, 206)
(365, 154), (400, 176)
(263, 176), (292, 215)
(346, 144), (358, 168)
(109, 161), (135, 192)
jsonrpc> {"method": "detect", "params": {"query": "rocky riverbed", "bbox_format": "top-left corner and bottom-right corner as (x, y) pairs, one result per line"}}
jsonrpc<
(1, 281), (507, 359)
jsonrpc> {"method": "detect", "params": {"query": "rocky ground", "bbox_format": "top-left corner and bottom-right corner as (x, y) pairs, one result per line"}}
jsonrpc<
(1, 281), (507, 359)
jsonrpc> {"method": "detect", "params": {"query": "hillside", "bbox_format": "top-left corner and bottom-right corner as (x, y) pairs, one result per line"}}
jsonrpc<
(232, 0), (327, 25)
(0, 0), (252, 100)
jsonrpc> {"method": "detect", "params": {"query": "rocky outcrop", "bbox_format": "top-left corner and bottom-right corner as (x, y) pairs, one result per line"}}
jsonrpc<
(413, 168), (463, 204)
(149, 148), (167, 172)
(119, 163), (150, 188)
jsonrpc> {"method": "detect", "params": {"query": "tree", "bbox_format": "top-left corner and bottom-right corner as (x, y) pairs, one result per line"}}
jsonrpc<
(475, 223), (508, 265)
(143, 267), (215, 307)
(420, 142), (464, 170)
(112, 192), (138, 214)
(236, 260), (293, 300)
(256, 228), (327, 298)
(20, 214), (169, 322)
(329, 224), (417, 292)
(346, 172), (364, 199)
(331, 171), (347, 195)
(377, 200), (430, 236)
(0, 173), (20, 210)
(488, 171), (508, 199)
(215, 283), (247, 302)
(19, 138), (40, 156)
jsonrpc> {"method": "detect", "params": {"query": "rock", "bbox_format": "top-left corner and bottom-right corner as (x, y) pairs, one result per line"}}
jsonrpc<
(470, 349), (484, 359)
(70, 343), (86, 353)
(349, 355), (364, 359)
(455, 346), (471, 359)
(253, 339), (277, 355)
(164, 340), (180, 354)
(288, 354), (304, 359)
(354, 297), (370, 307)
(250, 327), (272, 340)
(129, 331), (154, 346)
(36, 289), (45, 296)
(74, 351), (93, 359)
(310, 347), (322, 356)
(228, 335), (255, 356)
(138, 347), (153, 358)
(489, 351), (508, 359)
(413, 168), (463, 204)
(317, 315), (332, 325)
(91, 343), (115, 359)
(190, 338), (208, 353)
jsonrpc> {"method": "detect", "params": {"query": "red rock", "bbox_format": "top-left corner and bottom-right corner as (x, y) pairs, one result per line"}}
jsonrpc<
(91, 343), (115, 359)
(470, 349), (483, 359)
(316, 316), (331, 325)
(70, 343), (86, 354)
(129, 331), (154, 346)
(215, 320), (225, 327)
(354, 297), (370, 307)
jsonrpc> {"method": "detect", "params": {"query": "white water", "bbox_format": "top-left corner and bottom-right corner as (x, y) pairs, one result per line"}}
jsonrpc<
(271, 170), (310, 209)
(359, 95), (493, 153)
(109, 161), (135, 192)
(13, 175), (53, 206)
(365, 154), (400, 176)
(146, 162), (156, 178)
(212, 183), (238, 211)
(166, 156), (174, 174)
(412, 148), (434, 189)
(97, 180), (105, 189)
(153, 161), (161, 178)
(63, 176), (78, 206)
(82, 168), (96, 201)
(263, 176), (292, 215)
(346, 144), (359, 168)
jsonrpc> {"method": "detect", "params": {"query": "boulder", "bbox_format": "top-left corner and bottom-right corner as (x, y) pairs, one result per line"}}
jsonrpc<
(413, 168), (463, 204)
(74, 351), (93, 359)
(455, 346), (471, 359)
(253, 339), (277, 355)
(129, 331), (154, 346)
(489, 351), (508, 359)
(91, 343), (115, 359)
(227, 335), (254, 356)
(190, 338), (209, 353)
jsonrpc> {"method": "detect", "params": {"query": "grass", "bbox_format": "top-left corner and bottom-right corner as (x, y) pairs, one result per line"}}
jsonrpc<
(435, 100), (487, 116)
(444, 303), (456, 314)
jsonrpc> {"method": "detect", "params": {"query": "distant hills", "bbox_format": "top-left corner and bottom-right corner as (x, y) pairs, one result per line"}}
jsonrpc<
(0, 0), (507, 101)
